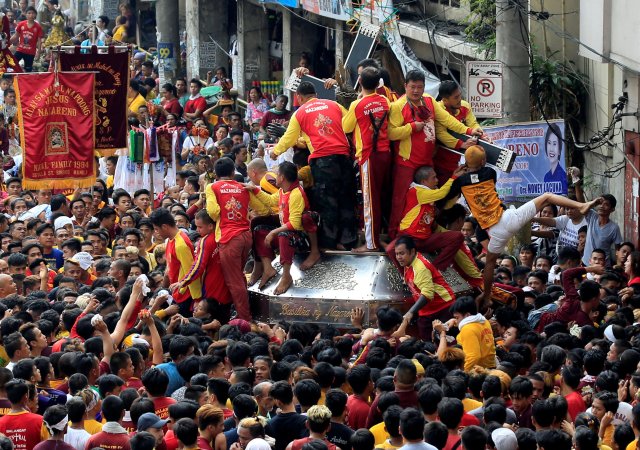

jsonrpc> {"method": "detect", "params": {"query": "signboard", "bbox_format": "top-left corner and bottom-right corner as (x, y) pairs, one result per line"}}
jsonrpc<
(199, 42), (216, 69)
(300, 0), (351, 20)
(157, 42), (177, 73)
(483, 120), (567, 202)
(466, 61), (503, 118)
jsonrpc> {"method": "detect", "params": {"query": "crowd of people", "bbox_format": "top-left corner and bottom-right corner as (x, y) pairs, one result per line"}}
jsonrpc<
(0, 3), (638, 450)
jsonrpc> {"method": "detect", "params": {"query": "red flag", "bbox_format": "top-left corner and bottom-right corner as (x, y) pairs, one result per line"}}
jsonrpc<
(59, 47), (130, 154)
(15, 72), (96, 190)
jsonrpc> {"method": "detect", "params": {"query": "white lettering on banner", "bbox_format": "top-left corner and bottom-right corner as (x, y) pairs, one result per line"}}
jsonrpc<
(466, 61), (503, 119)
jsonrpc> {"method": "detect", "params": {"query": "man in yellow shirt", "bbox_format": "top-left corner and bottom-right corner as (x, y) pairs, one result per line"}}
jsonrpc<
(450, 296), (496, 372)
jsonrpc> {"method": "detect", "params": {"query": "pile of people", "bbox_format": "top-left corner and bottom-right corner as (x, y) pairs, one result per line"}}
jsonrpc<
(0, 21), (638, 450)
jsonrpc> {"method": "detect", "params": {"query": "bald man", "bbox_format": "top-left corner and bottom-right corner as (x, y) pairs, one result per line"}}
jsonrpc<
(247, 158), (278, 195)
(0, 274), (17, 297)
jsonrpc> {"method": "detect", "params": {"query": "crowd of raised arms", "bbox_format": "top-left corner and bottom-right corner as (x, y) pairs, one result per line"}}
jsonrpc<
(0, 5), (639, 449)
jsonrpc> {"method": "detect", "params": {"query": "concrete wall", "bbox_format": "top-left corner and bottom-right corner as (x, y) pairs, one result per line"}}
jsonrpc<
(529, 0), (580, 64)
(578, 0), (640, 234)
(422, 0), (471, 23)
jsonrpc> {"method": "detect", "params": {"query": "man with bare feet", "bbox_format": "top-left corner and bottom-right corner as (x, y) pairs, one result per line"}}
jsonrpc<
(270, 81), (357, 250)
(251, 161), (320, 295)
(442, 145), (600, 306)
(386, 165), (468, 272)
(342, 66), (396, 252)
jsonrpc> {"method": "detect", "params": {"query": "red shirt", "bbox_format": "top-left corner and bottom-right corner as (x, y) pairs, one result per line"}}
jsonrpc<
(0, 411), (47, 450)
(291, 438), (336, 450)
(125, 377), (144, 390)
(207, 180), (252, 244)
(197, 436), (214, 450)
(180, 233), (232, 304)
(566, 391), (586, 421)
(443, 433), (462, 450)
(153, 396), (177, 420)
(85, 430), (131, 450)
(343, 93), (391, 163)
(15, 20), (43, 55)
(346, 394), (370, 430)
(183, 96), (206, 119)
(163, 98), (183, 117)
(275, 98), (349, 160)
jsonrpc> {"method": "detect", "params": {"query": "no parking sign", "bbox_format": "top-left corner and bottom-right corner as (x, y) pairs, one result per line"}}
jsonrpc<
(466, 61), (503, 118)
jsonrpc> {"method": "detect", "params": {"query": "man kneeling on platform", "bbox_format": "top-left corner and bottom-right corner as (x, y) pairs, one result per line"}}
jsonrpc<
(394, 235), (455, 341)
(386, 165), (467, 272)
(250, 161), (320, 295)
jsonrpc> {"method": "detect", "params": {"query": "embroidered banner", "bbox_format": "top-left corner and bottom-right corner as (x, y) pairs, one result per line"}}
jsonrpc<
(59, 46), (129, 154)
(15, 72), (96, 189)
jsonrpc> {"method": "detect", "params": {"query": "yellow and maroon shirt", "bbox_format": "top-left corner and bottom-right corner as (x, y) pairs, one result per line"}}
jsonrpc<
(342, 92), (392, 163)
(404, 253), (455, 317)
(166, 229), (202, 303)
(399, 178), (455, 239)
(206, 179), (264, 243)
(254, 181), (310, 231)
(389, 94), (474, 169)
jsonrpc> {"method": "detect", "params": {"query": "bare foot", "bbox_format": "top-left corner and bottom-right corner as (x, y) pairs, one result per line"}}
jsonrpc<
(258, 266), (277, 290)
(274, 273), (293, 295)
(300, 252), (321, 270)
(248, 263), (263, 286)
(352, 244), (379, 253)
(579, 197), (602, 216)
(336, 243), (347, 251)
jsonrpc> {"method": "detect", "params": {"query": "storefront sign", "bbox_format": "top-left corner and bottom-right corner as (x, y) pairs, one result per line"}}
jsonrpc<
(485, 120), (567, 202)
(59, 47), (130, 153)
(15, 72), (96, 190)
(466, 61), (503, 118)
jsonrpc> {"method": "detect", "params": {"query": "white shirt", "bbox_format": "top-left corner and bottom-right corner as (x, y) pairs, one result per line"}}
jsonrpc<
(64, 426), (91, 450)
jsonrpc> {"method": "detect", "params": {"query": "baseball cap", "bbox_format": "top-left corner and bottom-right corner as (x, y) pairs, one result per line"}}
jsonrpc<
(492, 428), (517, 450)
(137, 412), (167, 431)
(69, 251), (93, 270)
(54, 216), (73, 231)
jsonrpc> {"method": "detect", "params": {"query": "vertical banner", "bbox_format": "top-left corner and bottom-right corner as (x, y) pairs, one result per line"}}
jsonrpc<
(59, 47), (130, 153)
(15, 72), (96, 190)
(484, 120), (567, 203)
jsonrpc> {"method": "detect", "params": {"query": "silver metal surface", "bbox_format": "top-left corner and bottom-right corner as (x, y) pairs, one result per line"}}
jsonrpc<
(248, 252), (473, 326)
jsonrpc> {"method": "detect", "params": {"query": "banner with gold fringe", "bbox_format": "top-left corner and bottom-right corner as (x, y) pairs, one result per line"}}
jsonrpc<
(15, 71), (96, 190)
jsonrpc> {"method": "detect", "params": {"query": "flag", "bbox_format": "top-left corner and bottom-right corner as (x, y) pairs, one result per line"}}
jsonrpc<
(15, 72), (96, 189)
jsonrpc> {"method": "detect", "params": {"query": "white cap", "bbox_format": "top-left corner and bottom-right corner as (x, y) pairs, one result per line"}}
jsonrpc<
(492, 428), (518, 450)
(54, 216), (73, 231)
(70, 251), (93, 270)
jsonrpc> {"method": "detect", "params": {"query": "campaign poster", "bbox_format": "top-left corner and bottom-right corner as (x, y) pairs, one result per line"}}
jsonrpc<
(15, 72), (96, 190)
(484, 120), (567, 203)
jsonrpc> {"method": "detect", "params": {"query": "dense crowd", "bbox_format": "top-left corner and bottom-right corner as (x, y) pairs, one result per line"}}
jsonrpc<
(0, 2), (640, 450)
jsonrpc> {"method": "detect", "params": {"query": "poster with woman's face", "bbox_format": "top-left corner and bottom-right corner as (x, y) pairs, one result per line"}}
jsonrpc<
(482, 120), (567, 203)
